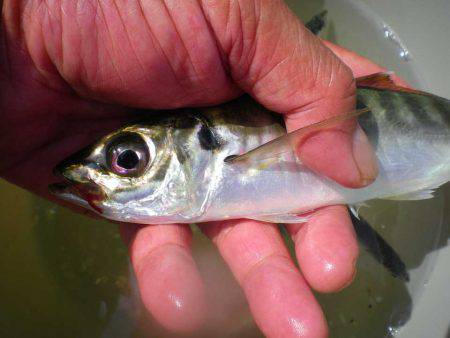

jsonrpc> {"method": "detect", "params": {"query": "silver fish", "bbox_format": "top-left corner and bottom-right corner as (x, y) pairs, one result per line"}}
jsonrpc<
(50, 74), (450, 224)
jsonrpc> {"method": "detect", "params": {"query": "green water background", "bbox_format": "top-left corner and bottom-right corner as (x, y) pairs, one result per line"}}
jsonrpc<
(1, 177), (448, 338)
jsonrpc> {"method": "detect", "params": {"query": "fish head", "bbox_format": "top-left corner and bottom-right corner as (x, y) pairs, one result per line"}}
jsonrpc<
(50, 122), (192, 223)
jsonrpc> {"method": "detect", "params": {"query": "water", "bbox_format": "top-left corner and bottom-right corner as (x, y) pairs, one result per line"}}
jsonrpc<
(0, 180), (133, 337)
(1, 183), (447, 338)
(314, 197), (446, 338)
(1, 1), (449, 337)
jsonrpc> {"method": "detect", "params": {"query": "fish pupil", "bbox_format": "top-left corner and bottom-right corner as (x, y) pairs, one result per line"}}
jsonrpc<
(117, 150), (139, 170)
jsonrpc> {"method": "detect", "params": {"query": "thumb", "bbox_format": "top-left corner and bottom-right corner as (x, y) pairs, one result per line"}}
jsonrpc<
(203, 1), (378, 188)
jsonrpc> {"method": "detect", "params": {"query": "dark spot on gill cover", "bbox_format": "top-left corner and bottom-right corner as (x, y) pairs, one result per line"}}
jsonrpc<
(195, 115), (222, 151)
(198, 124), (221, 150)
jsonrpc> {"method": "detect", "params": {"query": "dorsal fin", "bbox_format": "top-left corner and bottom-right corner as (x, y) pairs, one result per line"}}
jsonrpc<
(356, 72), (431, 96)
(356, 72), (397, 88)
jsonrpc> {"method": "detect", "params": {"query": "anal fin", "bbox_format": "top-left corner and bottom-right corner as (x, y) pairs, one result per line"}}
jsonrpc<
(349, 203), (369, 219)
(248, 213), (310, 224)
(384, 188), (436, 201)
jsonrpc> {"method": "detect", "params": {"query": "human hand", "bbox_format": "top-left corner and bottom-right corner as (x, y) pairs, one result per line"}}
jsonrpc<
(1, 1), (382, 337)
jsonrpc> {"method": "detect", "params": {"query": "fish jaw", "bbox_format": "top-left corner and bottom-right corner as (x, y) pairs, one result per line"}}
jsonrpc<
(50, 176), (105, 214)
(49, 181), (90, 208)
(49, 180), (106, 214)
(50, 162), (107, 214)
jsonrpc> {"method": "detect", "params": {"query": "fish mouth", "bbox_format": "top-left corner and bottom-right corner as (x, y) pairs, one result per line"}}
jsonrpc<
(50, 146), (107, 214)
(49, 168), (106, 214)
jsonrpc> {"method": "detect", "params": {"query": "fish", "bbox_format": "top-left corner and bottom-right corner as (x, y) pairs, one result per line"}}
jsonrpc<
(49, 73), (450, 226)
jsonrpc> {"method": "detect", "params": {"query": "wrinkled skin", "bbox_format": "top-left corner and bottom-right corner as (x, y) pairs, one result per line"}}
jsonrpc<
(0, 1), (404, 337)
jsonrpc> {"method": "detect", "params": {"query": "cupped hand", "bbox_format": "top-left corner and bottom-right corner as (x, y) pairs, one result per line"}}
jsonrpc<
(1, 1), (382, 337)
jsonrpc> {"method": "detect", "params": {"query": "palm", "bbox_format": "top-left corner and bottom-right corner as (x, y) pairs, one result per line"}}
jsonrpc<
(1, 1), (382, 337)
(1, 89), (118, 197)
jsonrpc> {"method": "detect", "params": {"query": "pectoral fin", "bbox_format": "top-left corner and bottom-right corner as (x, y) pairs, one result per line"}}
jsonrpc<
(224, 107), (370, 165)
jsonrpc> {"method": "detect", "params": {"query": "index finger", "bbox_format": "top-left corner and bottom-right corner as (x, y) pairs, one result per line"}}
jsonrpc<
(120, 223), (207, 332)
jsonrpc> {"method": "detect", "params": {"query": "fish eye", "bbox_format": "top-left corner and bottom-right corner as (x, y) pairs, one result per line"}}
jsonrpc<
(106, 133), (151, 176)
(117, 149), (140, 169)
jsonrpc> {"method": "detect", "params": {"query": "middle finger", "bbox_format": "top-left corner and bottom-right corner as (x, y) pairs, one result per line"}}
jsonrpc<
(200, 219), (328, 338)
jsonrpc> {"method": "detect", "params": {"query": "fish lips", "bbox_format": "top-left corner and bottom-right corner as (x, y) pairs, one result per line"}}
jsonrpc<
(49, 165), (106, 214)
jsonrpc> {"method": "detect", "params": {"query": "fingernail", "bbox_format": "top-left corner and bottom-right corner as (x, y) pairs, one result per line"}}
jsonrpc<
(352, 124), (378, 186)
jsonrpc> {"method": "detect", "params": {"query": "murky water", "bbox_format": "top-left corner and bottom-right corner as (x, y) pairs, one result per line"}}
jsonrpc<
(1, 1), (449, 337)
(1, 181), (448, 338)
